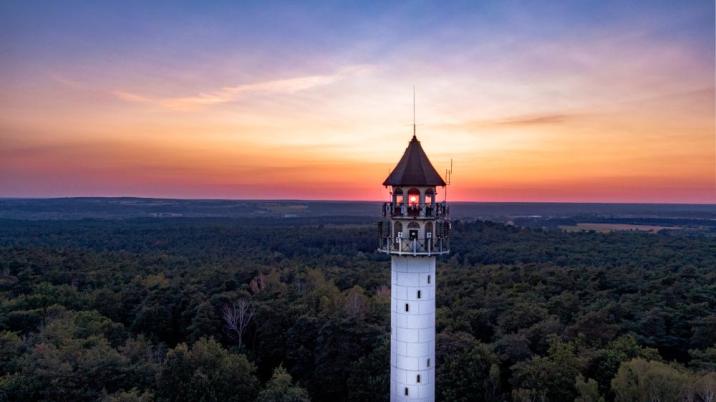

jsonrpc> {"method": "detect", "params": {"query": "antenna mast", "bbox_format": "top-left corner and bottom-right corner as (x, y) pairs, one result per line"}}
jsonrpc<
(445, 159), (453, 202)
(412, 86), (416, 138)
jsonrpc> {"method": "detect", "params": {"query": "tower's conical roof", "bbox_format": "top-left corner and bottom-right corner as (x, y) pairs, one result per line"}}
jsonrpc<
(383, 135), (446, 187)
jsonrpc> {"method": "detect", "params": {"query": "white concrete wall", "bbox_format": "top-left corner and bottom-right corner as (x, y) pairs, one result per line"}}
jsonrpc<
(391, 256), (435, 402)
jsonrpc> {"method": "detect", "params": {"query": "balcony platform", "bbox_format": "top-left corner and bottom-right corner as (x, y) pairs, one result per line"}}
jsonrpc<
(382, 202), (449, 220)
(377, 237), (450, 256)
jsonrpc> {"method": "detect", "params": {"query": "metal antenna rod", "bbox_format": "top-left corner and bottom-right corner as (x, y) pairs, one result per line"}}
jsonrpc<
(450, 159), (453, 185)
(445, 159), (453, 202)
(445, 169), (448, 202)
(412, 86), (416, 138)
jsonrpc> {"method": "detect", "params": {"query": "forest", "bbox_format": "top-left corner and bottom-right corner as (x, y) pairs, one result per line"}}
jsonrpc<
(0, 217), (714, 401)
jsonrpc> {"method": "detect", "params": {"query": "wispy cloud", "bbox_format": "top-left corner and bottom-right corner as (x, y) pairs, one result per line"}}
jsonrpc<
(113, 65), (373, 111)
(490, 113), (575, 127)
(435, 113), (582, 132)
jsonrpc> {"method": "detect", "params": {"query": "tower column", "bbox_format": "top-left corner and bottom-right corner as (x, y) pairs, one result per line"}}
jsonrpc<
(379, 134), (449, 402)
(391, 256), (435, 402)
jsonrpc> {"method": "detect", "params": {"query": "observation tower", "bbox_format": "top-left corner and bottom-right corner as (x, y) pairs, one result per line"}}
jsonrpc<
(378, 132), (450, 402)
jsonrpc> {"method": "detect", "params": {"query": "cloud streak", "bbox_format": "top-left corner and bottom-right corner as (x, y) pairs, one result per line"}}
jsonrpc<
(431, 113), (584, 135)
(113, 65), (373, 111)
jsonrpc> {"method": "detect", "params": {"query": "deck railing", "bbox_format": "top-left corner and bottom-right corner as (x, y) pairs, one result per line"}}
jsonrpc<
(377, 236), (449, 256)
(381, 202), (449, 219)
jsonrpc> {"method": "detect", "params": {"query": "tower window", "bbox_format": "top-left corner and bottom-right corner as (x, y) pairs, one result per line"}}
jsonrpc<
(417, 374), (421, 383)
(427, 358), (430, 367)
(404, 387), (409, 396)
(405, 303), (409, 312)
(408, 188), (420, 207)
(427, 275), (431, 284)
(417, 290), (421, 299)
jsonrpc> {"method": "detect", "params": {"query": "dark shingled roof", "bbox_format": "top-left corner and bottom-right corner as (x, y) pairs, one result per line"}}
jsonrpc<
(383, 135), (446, 187)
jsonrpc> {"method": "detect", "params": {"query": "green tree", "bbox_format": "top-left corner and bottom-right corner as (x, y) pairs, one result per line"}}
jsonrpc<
(574, 375), (605, 402)
(0, 309), (135, 401)
(587, 335), (659, 398)
(511, 337), (582, 402)
(689, 346), (716, 372)
(436, 332), (502, 402)
(0, 331), (23, 375)
(346, 338), (389, 402)
(511, 388), (546, 402)
(101, 388), (154, 402)
(256, 365), (310, 402)
(156, 337), (258, 402)
(118, 335), (160, 392)
(311, 316), (383, 401)
(130, 287), (184, 345)
(302, 269), (342, 315)
(690, 315), (716, 349)
(188, 301), (221, 343)
(611, 358), (690, 402)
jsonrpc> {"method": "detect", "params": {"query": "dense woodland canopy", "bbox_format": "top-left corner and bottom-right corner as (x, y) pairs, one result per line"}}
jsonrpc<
(0, 217), (714, 401)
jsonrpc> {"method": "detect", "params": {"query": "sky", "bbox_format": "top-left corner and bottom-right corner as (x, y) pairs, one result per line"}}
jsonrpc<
(1, 1), (714, 203)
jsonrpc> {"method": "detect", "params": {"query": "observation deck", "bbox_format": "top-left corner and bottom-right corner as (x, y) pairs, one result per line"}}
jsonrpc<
(377, 236), (450, 256)
(381, 201), (449, 220)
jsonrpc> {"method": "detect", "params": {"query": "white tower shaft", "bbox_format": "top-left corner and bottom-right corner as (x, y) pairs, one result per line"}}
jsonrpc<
(391, 256), (436, 402)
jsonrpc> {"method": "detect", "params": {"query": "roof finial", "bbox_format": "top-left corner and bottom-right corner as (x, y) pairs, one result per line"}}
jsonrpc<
(412, 86), (416, 140)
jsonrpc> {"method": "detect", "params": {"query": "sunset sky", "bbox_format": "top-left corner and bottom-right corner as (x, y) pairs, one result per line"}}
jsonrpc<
(1, 1), (714, 202)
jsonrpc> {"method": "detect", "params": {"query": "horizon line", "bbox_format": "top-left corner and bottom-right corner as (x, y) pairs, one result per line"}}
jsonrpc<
(1, 196), (715, 207)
